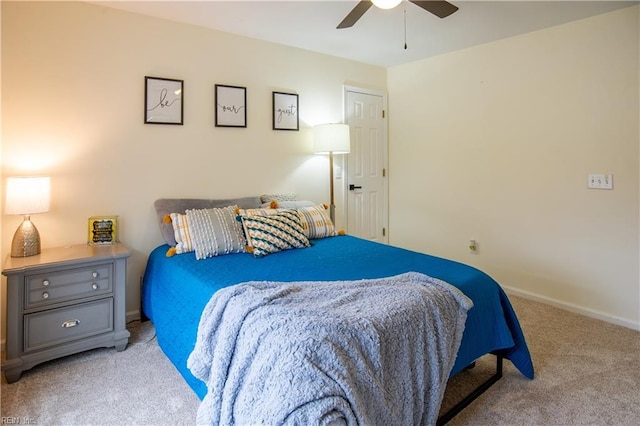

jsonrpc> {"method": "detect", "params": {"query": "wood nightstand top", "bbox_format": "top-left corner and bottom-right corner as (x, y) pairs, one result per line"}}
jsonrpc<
(2, 243), (130, 274)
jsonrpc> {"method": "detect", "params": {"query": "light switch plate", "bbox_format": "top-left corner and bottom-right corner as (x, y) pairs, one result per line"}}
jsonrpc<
(588, 174), (613, 190)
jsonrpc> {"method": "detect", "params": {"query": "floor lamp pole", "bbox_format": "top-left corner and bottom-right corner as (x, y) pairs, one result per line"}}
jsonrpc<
(329, 151), (335, 223)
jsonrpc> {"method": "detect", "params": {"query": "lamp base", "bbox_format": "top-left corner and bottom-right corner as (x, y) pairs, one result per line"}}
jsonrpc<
(11, 216), (42, 257)
(329, 203), (336, 224)
(329, 151), (336, 224)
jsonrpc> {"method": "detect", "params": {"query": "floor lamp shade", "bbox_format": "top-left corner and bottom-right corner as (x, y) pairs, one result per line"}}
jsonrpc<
(313, 124), (351, 223)
(5, 176), (51, 257)
(313, 124), (351, 155)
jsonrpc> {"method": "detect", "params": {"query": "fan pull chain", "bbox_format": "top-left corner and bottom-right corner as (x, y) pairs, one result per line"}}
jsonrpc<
(403, 2), (407, 49)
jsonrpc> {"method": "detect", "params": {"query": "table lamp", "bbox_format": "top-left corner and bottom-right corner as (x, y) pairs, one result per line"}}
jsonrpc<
(313, 124), (351, 223)
(5, 176), (51, 257)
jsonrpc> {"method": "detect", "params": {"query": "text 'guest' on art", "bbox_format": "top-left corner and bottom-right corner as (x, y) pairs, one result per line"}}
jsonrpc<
(273, 92), (299, 131)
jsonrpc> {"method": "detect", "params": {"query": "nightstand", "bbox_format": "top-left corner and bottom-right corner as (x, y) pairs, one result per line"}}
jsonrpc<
(1, 243), (130, 383)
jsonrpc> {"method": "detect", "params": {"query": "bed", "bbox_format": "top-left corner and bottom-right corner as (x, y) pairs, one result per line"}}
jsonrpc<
(142, 197), (534, 425)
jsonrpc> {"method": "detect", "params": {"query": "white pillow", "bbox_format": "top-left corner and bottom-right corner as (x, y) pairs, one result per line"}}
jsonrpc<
(260, 193), (296, 204)
(259, 200), (316, 209)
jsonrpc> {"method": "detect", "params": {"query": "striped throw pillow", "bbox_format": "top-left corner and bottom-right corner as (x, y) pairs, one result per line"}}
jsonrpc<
(297, 204), (336, 239)
(242, 210), (310, 257)
(170, 213), (193, 255)
(186, 206), (246, 260)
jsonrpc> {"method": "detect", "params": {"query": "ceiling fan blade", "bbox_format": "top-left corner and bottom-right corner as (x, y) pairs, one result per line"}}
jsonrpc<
(337, 1), (373, 29)
(410, 1), (458, 18)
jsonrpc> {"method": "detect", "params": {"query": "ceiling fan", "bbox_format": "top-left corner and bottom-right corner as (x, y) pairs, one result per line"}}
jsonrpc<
(337, 0), (459, 29)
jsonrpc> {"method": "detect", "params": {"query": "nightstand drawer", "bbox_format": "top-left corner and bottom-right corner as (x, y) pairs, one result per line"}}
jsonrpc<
(24, 298), (114, 352)
(25, 265), (112, 308)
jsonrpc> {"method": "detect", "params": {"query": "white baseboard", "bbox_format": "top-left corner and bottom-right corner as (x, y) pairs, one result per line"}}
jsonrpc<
(126, 310), (141, 323)
(503, 285), (640, 332)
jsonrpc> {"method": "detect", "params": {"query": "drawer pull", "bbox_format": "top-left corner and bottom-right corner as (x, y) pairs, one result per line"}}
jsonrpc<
(61, 319), (80, 328)
(92, 283), (99, 290)
(92, 271), (99, 278)
(42, 279), (50, 287)
(42, 292), (50, 299)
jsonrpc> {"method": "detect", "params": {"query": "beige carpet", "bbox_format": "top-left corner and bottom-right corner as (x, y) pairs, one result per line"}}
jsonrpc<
(2, 295), (639, 425)
(440, 296), (640, 425)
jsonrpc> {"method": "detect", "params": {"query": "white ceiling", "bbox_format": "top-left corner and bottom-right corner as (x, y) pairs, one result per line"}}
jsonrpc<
(94, 1), (637, 67)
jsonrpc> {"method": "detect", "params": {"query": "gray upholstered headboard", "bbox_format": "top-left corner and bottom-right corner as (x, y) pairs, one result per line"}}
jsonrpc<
(154, 197), (261, 246)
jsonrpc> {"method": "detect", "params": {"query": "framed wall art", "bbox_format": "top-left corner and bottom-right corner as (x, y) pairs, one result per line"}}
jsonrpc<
(88, 216), (119, 245)
(144, 76), (183, 125)
(215, 84), (247, 127)
(273, 91), (299, 131)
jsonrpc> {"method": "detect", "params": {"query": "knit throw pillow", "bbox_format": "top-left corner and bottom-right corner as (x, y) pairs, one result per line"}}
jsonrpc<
(242, 210), (310, 257)
(186, 206), (246, 260)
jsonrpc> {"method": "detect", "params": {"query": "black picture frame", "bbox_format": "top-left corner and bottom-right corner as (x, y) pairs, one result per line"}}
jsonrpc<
(215, 84), (247, 128)
(144, 76), (183, 125)
(272, 92), (299, 131)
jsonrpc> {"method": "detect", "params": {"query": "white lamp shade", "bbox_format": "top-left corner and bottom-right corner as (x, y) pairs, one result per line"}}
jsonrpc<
(372, 0), (402, 10)
(5, 176), (51, 215)
(313, 124), (351, 154)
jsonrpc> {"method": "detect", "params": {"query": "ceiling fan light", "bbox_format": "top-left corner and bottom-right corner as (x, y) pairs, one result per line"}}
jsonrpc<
(372, 0), (403, 10)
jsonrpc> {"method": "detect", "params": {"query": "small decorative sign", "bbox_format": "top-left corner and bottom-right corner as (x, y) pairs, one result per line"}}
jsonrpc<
(88, 216), (119, 245)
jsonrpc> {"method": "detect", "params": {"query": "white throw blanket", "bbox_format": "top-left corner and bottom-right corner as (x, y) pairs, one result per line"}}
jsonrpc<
(187, 272), (473, 426)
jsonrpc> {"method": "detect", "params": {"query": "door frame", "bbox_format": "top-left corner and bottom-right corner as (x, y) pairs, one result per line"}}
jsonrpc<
(342, 85), (389, 242)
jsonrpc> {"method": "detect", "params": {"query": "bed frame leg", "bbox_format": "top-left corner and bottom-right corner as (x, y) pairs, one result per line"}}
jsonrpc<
(436, 354), (504, 426)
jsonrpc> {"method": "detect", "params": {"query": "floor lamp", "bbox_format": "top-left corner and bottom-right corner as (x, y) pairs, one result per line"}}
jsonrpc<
(313, 124), (351, 223)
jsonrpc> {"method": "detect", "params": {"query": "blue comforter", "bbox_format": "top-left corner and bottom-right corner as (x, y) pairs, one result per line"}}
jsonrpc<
(142, 235), (534, 401)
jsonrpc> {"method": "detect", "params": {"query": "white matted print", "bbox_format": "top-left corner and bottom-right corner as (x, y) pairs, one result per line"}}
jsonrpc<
(272, 92), (299, 131)
(215, 84), (247, 128)
(144, 76), (183, 125)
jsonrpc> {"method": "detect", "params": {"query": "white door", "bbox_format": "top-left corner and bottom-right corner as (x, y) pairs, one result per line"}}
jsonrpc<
(344, 87), (388, 243)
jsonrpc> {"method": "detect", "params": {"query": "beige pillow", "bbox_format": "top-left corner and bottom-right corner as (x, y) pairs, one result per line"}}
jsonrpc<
(296, 204), (337, 239)
(166, 213), (193, 256)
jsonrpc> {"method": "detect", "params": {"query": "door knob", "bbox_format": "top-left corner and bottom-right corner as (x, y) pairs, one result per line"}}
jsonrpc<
(349, 184), (362, 191)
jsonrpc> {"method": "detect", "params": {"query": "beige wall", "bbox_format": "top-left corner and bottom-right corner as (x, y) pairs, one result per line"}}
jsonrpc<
(2, 1), (638, 352)
(0, 1), (387, 341)
(388, 6), (639, 329)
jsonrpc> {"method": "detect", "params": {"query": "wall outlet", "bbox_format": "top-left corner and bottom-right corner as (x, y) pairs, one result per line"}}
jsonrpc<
(469, 239), (478, 254)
